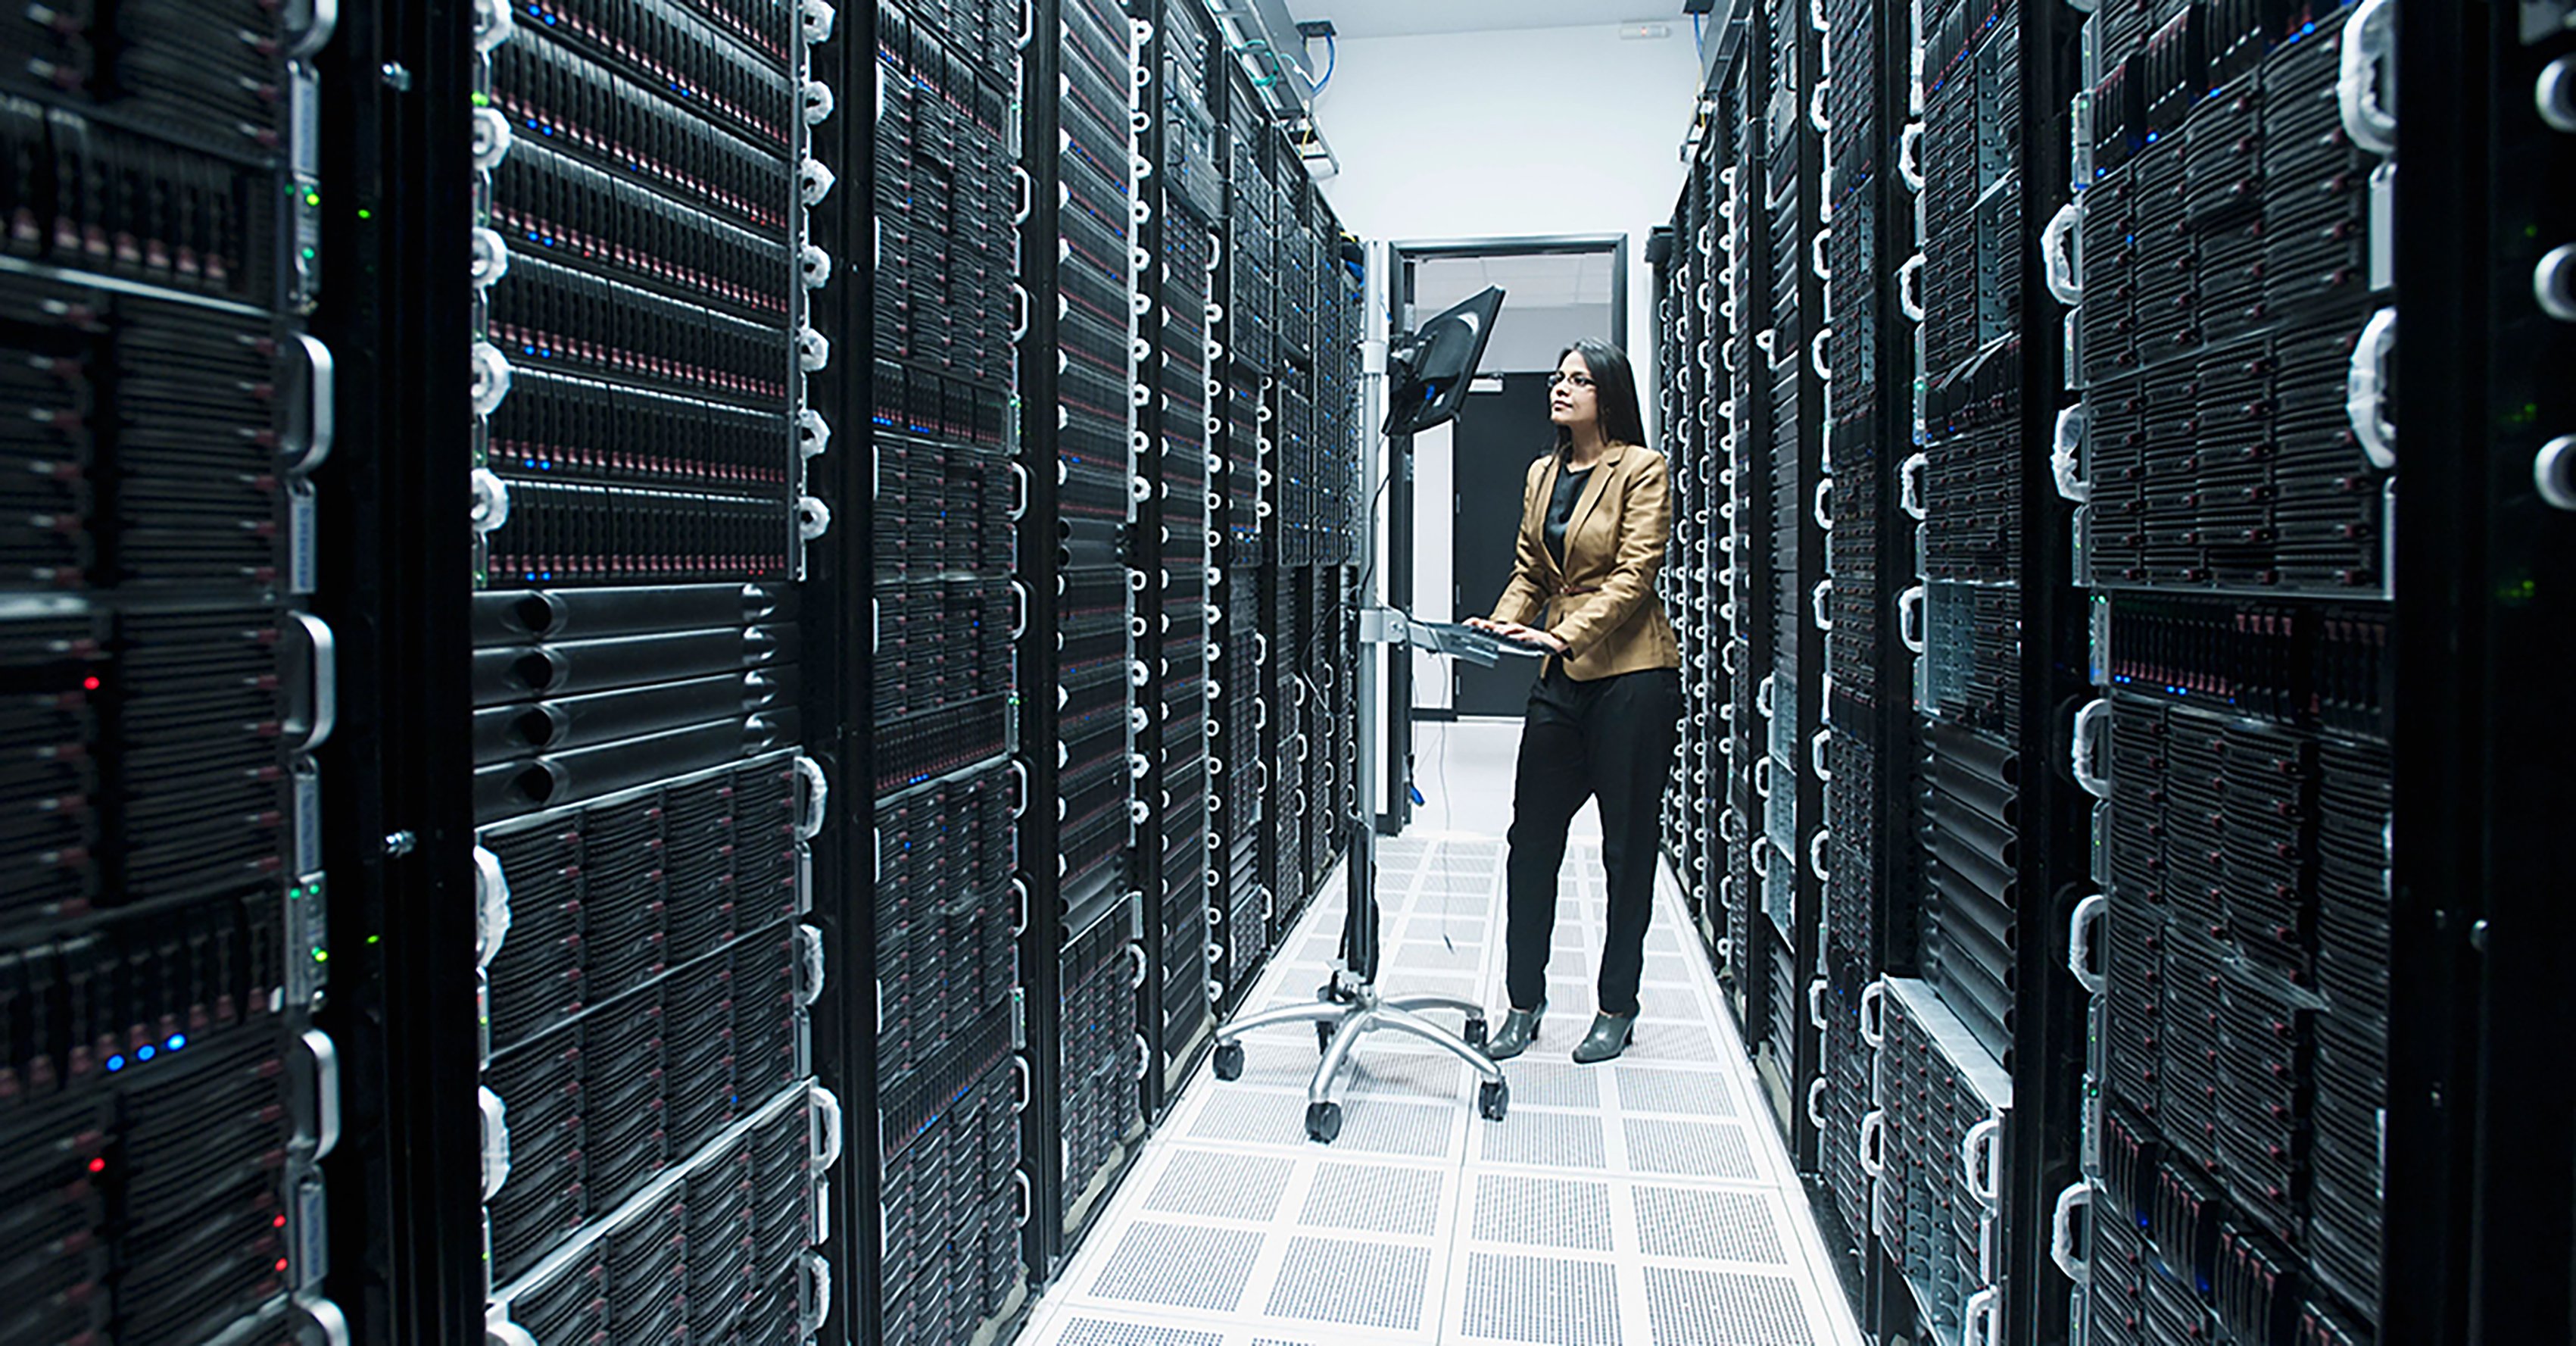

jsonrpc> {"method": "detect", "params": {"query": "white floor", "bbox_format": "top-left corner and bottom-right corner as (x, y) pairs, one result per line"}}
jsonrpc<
(1016, 723), (1867, 1346)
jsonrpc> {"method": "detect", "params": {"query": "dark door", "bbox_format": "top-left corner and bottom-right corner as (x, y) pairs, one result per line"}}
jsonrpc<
(1451, 372), (1555, 717)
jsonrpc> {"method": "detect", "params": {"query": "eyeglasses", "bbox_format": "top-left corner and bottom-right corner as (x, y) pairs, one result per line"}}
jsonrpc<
(1545, 372), (1598, 390)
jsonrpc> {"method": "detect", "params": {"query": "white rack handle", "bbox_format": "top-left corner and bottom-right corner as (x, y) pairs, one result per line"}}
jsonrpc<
(1962, 1113), (2003, 1206)
(2348, 307), (2397, 470)
(1127, 943), (1149, 989)
(2337, 0), (2398, 155)
(1006, 758), (1030, 820)
(1813, 578), (1835, 631)
(1859, 979), (1885, 1048)
(1015, 1170), (1034, 1228)
(2042, 200), (2085, 306)
(1013, 1057), (1032, 1113)
(472, 845), (511, 972)
(2051, 1182), (2094, 1282)
(1751, 836), (1772, 877)
(2069, 892), (2110, 995)
(1808, 978), (1829, 1032)
(479, 1085), (511, 1200)
(2052, 403), (2091, 502)
(1898, 123), (1926, 192)
(1895, 252), (1926, 322)
(794, 755), (828, 840)
(1812, 327), (1833, 381)
(1757, 673), (1776, 719)
(802, 1252), (833, 1335)
(1812, 728), (1833, 782)
(809, 1082), (846, 1170)
(1807, 1076), (1829, 1128)
(1964, 1287), (2001, 1346)
(2537, 435), (2576, 512)
(1899, 586), (1927, 654)
(2072, 698), (2114, 800)
(1753, 754), (1774, 801)
(1811, 81), (1832, 133)
(1810, 828), (1832, 881)
(1900, 451), (1930, 519)
(1858, 1110), (1886, 1177)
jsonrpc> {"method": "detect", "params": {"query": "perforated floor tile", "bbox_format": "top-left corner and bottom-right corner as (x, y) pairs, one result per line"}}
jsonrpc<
(1332, 1098), (1459, 1157)
(1086, 1222), (1261, 1311)
(1142, 1149), (1294, 1222)
(1492, 1057), (1603, 1110)
(1456, 1251), (1621, 1345)
(1633, 1185), (1791, 1263)
(1031, 801), (1862, 1346)
(1477, 1107), (1607, 1170)
(1053, 1319), (1226, 1346)
(1642, 1264), (1817, 1344)
(1265, 1236), (1433, 1330)
(1469, 1174), (1614, 1251)
(1614, 1065), (1739, 1119)
(1623, 1118), (1761, 1181)
(1301, 1161), (1446, 1236)
(1191, 1089), (1326, 1148)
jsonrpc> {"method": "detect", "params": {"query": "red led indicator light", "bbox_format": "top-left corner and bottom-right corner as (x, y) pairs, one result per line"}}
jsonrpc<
(86, 1157), (105, 1173)
(273, 1214), (288, 1228)
(274, 1257), (289, 1273)
(81, 675), (100, 691)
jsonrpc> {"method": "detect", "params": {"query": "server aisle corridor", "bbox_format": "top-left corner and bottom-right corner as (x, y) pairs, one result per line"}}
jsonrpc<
(1017, 723), (1867, 1346)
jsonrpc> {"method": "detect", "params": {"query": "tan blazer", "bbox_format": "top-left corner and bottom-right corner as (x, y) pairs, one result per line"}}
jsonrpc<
(1487, 441), (1682, 681)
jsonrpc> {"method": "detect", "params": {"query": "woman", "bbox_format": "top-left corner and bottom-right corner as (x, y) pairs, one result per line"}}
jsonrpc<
(1464, 339), (1681, 1065)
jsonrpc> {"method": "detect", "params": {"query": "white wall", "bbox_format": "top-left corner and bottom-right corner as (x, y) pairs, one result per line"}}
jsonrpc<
(1318, 23), (1699, 723)
(1310, 23), (1701, 375)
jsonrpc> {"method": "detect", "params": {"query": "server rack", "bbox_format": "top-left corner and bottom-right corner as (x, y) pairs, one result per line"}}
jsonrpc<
(1661, 0), (2576, 1340)
(460, 0), (849, 1341)
(865, 1), (1030, 1342)
(0, 0), (349, 1339)
(1132, 0), (1220, 1113)
(1016, 0), (1150, 1283)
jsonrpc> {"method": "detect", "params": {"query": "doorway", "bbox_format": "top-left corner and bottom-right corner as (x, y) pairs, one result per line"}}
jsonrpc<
(1376, 236), (1629, 831)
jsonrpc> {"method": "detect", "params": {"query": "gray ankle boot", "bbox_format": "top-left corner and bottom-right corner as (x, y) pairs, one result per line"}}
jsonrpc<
(1484, 1001), (1546, 1061)
(1570, 1012), (1636, 1064)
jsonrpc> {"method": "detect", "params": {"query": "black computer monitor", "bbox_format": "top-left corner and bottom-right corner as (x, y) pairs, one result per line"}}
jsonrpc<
(1382, 286), (1505, 437)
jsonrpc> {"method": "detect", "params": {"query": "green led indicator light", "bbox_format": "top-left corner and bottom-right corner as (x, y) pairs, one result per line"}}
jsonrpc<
(310, 948), (329, 963)
(304, 190), (320, 207)
(472, 91), (490, 107)
(357, 208), (373, 220)
(366, 934), (382, 945)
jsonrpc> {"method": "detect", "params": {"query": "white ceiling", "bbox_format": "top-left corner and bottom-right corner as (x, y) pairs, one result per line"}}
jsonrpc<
(1286, 0), (1686, 40)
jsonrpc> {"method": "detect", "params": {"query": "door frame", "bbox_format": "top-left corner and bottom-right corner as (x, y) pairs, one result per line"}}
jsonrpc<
(1379, 233), (1633, 829)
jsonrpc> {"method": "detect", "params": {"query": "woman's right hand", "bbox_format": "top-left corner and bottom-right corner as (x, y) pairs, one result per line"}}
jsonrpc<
(1463, 616), (1498, 633)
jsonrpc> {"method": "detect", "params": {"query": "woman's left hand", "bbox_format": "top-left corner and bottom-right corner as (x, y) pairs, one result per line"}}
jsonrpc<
(1527, 629), (1569, 654)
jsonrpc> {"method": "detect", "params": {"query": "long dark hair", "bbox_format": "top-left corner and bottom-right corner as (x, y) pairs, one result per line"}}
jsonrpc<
(1551, 338), (1649, 457)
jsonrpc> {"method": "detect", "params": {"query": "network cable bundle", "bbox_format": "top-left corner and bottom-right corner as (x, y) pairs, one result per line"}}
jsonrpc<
(867, 0), (1029, 1341)
(463, 0), (844, 1340)
(0, 0), (345, 1335)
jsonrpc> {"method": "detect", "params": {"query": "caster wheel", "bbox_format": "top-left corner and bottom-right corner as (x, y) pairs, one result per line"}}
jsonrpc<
(1305, 1100), (1343, 1144)
(1464, 1017), (1489, 1048)
(1212, 1041), (1244, 1081)
(1316, 1021), (1336, 1054)
(1478, 1079), (1510, 1122)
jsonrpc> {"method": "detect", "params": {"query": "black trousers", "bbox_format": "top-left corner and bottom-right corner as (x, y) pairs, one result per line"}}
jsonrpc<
(1503, 664), (1682, 1018)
